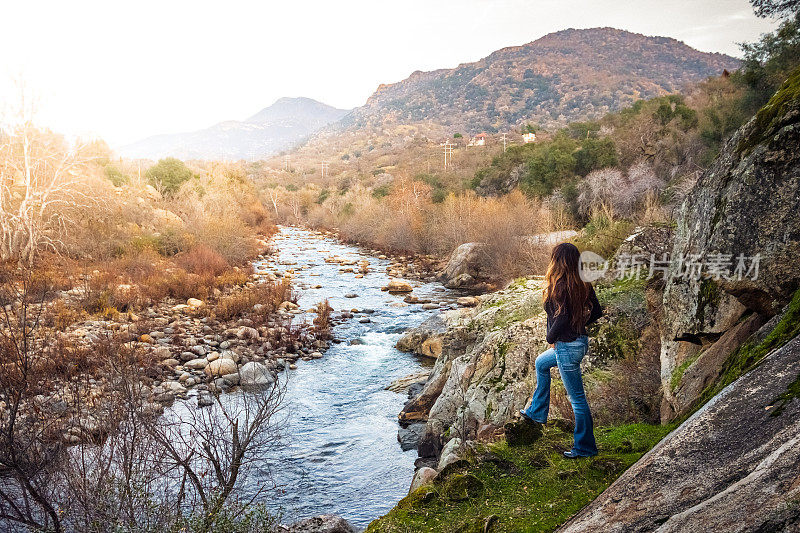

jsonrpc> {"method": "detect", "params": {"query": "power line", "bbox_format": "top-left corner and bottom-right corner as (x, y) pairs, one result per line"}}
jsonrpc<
(320, 161), (329, 179)
(443, 141), (454, 170)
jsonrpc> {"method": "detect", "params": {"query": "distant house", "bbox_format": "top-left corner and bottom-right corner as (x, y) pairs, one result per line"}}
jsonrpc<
(468, 133), (487, 147)
(522, 132), (536, 144)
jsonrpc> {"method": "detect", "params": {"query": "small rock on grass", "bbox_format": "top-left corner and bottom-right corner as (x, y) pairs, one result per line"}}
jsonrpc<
(504, 418), (543, 446)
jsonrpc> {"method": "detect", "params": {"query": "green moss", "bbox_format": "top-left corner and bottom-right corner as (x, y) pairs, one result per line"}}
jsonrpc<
(691, 287), (800, 415)
(769, 372), (800, 417)
(591, 318), (640, 364)
(736, 65), (800, 155)
(670, 352), (702, 392)
(366, 424), (672, 533)
(596, 276), (647, 309)
(696, 278), (721, 326)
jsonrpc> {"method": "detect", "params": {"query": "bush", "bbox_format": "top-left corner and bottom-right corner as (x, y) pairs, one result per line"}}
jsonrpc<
(577, 162), (664, 219)
(572, 214), (635, 258)
(104, 164), (128, 186)
(176, 245), (230, 277)
(145, 157), (194, 194)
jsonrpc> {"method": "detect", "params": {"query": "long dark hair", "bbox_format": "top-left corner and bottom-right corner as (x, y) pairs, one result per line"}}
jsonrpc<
(543, 243), (591, 331)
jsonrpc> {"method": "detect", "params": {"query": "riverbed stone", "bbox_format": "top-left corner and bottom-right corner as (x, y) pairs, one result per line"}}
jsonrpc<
(184, 358), (208, 370)
(385, 280), (413, 293)
(239, 362), (274, 387)
(237, 326), (259, 341)
(277, 514), (356, 533)
(205, 358), (237, 377)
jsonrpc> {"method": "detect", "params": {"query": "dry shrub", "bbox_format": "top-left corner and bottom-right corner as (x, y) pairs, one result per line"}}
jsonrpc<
(312, 299), (333, 339)
(550, 378), (576, 424)
(212, 279), (296, 322)
(577, 162), (665, 219)
(114, 248), (162, 281)
(590, 326), (663, 425)
(214, 268), (250, 289)
(143, 269), (212, 302)
(192, 218), (260, 265)
(49, 300), (86, 331)
(176, 245), (230, 277)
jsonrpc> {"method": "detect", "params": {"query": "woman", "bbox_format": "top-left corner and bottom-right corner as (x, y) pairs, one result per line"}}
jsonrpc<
(520, 242), (603, 458)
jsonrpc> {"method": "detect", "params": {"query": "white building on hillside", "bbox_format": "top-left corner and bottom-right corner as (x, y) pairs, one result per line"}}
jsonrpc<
(468, 133), (487, 147)
(523, 132), (536, 144)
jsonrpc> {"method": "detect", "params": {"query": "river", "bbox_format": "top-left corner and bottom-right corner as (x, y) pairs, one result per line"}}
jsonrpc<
(235, 226), (456, 527)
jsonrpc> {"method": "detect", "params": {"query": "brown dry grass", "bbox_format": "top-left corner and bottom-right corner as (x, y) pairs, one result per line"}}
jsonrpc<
(210, 279), (296, 322)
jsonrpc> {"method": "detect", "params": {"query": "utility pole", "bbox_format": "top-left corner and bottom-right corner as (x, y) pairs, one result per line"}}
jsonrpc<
(321, 161), (329, 179)
(284, 155), (290, 171)
(501, 133), (508, 153)
(443, 141), (454, 170)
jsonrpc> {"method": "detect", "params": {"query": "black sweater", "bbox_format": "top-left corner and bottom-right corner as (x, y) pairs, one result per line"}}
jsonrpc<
(545, 284), (603, 344)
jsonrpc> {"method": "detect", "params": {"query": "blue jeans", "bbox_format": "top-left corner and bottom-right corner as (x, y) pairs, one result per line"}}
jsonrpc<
(521, 336), (598, 456)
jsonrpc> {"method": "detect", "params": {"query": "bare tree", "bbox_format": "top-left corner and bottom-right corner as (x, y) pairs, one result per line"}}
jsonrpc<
(0, 92), (98, 266)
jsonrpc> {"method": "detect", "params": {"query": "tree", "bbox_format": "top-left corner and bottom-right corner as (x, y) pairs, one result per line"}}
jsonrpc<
(575, 137), (618, 176)
(739, 12), (800, 101)
(145, 157), (194, 195)
(750, 0), (799, 18)
(0, 123), (97, 266)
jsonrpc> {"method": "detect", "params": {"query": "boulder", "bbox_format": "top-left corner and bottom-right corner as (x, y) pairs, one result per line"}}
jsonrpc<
(187, 298), (204, 308)
(670, 313), (766, 417)
(408, 467), (438, 494)
(503, 418), (542, 447)
(184, 358), (208, 370)
(441, 242), (490, 288)
(277, 515), (356, 533)
(437, 437), (463, 471)
(396, 314), (446, 355)
(559, 334), (800, 532)
(385, 279), (413, 293)
(239, 362), (274, 387)
(204, 358), (238, 377)
(660, 71), (800, 420)
(420, 337), (443, 358)
(397, 422), (426, 451)
(399, 279), (547, 451)
(457, 296), (480, 307)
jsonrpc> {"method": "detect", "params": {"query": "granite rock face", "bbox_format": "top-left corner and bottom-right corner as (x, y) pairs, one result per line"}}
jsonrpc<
(399, 279), (548, 457)
(559, 334), (800, 533)
(660, 69), (800, 419)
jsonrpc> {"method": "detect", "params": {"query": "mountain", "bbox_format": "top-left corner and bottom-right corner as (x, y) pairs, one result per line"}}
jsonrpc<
(335, 27), (740, 136)
(120, 97), (350, 161)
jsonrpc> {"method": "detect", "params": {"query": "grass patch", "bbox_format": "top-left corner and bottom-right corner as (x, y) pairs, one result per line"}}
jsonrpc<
(365, 423), (671, 533)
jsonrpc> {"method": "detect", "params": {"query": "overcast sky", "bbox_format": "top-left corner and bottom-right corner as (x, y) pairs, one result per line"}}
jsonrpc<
(0, 0), (779, 147)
